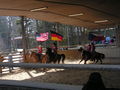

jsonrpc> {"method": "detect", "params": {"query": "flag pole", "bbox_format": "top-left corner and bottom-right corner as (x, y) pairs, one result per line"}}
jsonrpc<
(21, 16), (28, 62)
(55, 22), (59, 49)
(67, 28), (70, 48)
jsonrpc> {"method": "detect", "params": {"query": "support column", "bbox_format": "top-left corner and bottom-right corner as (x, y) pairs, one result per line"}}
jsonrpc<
(115, 25), (120, 47)
(55, 22), (59, 48)
(21, 16), (28, 62)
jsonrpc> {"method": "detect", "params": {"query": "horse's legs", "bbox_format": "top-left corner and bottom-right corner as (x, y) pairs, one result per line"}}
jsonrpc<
(62, 60), (64, 64)
(84, 59), (87, 64)
(79, 56), (88, 64)
(92, 57), (96, 63)
(53, 60), (57, 64)
(99, 59), (103, 64)
(61, 54), (65, 64)
(95, 58), (99, 64)
(92, 59), (95, 64)
(58, 58), (61, 64)
(79, 58), (84, 64)
(0, 67), (2, 74)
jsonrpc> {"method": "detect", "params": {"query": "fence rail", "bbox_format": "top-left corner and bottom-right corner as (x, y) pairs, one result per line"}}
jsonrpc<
(0, 63), (120, 90)
(0, 50), (120, 90)
(0, 80), (83, 90)
(0, 62), (120, 71)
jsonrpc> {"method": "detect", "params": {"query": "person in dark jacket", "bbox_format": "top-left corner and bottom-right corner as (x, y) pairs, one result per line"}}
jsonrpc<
(51, 42), (58, 54)
(82, 72), (106, 90)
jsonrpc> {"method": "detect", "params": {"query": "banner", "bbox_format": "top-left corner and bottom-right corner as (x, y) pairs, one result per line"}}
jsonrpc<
(50, 31), (63, 41)
(36, 32), (49, 42)
(88, 33), (105, 41)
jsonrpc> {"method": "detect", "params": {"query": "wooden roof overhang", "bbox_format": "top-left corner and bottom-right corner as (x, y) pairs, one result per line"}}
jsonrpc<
(0, 0), (120, 29)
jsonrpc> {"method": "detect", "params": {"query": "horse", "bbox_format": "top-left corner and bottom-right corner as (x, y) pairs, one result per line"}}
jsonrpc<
(78, 47), (105, 64)
(46, 47), (65, 64)
(23, 51), (48, 72)
(91, 51), (105, 64)
(0, 54), (4, 62)
(24, 51), (48, 64)
(78, 47), (92, 64)
(0, 54), (5, 73)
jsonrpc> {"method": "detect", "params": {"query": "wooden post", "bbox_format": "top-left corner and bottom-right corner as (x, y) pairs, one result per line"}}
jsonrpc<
(67, 28), (70, 48)
(55, 22), (59, 48)
(115, 25), (120, 47)
(21, 16), (28, 62)
(36, 20), (39, 46)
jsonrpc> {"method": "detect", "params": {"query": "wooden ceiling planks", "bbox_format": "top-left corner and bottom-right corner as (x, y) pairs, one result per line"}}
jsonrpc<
(0, 0), (119, 29)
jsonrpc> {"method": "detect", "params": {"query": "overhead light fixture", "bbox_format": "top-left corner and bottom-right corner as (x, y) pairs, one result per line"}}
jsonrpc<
(94, 20), (108, 23)
(30, 7), (48, 12)
(68, 13), (84, 17)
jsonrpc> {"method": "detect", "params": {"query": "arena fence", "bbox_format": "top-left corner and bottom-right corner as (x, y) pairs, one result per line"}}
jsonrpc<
(0, 80), (83, 90)
(0, 63), (120, 71)
(1, 52), (23, 73)
(0, 63), (120, 90)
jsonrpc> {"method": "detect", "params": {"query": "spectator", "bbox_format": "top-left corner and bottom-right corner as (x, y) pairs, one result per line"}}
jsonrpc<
(105, 36), (111, 44)
(82, 72), (106, 90)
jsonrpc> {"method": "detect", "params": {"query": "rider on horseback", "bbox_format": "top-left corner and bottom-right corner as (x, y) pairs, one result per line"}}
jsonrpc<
(51, 42), (58, 54)
(37, 45), (43, 60)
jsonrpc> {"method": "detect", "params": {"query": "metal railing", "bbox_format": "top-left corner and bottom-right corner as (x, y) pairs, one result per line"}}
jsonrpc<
(0, 63), (120, 90)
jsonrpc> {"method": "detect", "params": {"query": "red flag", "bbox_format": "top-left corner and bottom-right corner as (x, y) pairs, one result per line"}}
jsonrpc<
(36, 32), (49, 41)
(50, 31), (63, 41)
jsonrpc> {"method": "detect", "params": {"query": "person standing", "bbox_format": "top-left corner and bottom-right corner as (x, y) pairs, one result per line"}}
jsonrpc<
(82, 72), (106, 90)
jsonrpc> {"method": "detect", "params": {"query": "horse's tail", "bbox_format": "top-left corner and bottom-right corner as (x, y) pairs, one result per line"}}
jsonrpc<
(61, 54), (65, 64)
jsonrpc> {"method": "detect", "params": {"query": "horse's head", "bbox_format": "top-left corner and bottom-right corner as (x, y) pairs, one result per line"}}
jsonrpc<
(46, 47), (52, 54)
(30, 51), (37, 56)
(0, 54), (4, 62)
(78, 47), (84, 52)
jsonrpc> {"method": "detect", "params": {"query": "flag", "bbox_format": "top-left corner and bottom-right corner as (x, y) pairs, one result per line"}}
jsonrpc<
(50, 31), (63, 41)
(36, 32), (49, 41)
(88, 33), (105, 41)
(88, 33), (96, 41)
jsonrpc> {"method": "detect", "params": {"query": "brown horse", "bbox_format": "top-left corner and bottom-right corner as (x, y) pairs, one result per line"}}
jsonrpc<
(0, 55), (4, 62)
(24, 51), (48, 64)
(23, 51), (48, 72)
(0, 54), (5, 73)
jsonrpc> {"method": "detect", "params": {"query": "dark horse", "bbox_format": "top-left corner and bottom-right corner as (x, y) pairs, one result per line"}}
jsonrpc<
(78, 47), (105, 64)
(46, 47), (65, 64)
(78, 47), (92, 64)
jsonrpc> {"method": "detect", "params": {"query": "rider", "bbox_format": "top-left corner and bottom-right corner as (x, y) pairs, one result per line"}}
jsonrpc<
(37, 45), (43, 60)
(90, 42), (96, 52)
(51, 42), (58, 54)
(86, 43), (91, 52)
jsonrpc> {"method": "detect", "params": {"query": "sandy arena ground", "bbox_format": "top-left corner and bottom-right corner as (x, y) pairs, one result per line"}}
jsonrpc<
(0, 59), (120, 89)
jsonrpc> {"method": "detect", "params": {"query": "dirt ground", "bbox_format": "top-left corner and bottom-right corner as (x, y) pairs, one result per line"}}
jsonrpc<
(0, 59), (120, 89)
